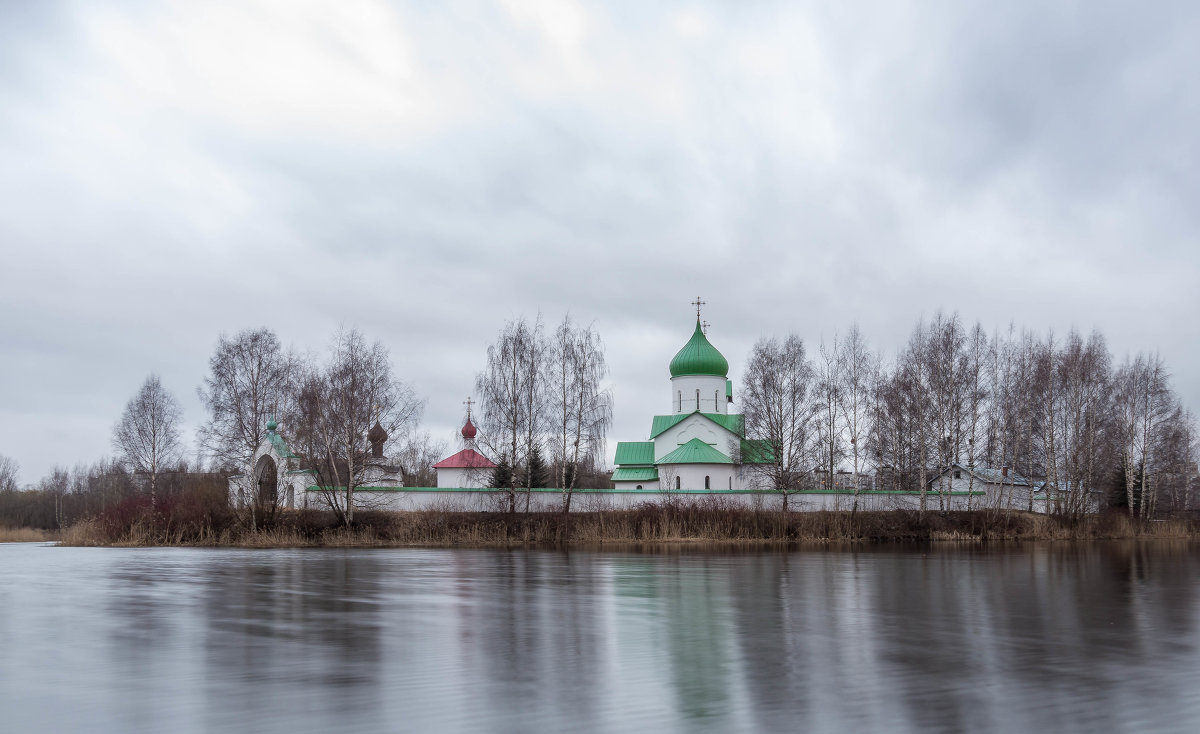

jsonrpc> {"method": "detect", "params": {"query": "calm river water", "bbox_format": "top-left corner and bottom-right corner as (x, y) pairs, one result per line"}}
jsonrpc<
(1, 542), (1198, 733)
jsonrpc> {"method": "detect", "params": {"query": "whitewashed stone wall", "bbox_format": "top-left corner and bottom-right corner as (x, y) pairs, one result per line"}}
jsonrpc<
(299, 488), (990, 513)
(925, 475), (1101, 514)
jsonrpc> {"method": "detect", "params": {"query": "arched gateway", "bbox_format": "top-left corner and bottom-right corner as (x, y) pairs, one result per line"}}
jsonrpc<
(228, 418), (406, 510)
(228, 419), (309, 509)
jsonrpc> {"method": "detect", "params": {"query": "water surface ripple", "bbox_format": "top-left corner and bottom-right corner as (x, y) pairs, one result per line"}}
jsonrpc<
(1, 542), (1197, 733)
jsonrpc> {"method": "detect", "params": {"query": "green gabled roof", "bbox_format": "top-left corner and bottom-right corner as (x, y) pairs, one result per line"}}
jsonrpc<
(611, 467), (659, 482)
(740, 439), (774, 464)
(657, 438), (733, 465)
(267, 431), (297, 459)
(649, 412), (745, 439)
(669, 320), (729, 378)
(614, 441), (655, 466)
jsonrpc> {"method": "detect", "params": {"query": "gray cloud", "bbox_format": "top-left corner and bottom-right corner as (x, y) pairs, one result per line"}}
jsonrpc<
(1, 0), (1198, 484)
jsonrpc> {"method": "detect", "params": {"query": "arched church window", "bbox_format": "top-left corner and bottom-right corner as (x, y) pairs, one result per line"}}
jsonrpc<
(704, 475), (710, 489)
(636, 485), (643, 490)
(675, 476), (681, 490)
(714, 390), (719, 411)
(728, 476), (732, 490)
(695, 389), (700, 411)
(678, 391), (682, 412)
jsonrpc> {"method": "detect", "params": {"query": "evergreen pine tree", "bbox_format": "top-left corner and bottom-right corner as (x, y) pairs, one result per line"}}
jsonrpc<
(490, 454), (513, 489)
(525, 446), (548, 488)
(1109, 457), (1143, 511)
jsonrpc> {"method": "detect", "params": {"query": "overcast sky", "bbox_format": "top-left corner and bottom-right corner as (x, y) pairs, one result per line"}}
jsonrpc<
(2, 0), (1198, 485)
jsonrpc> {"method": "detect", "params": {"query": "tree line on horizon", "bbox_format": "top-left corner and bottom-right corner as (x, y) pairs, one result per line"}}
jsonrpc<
(1, 310), (1197, 529)
(743, 313), (1198, 518)
(0, 315), (615, 529)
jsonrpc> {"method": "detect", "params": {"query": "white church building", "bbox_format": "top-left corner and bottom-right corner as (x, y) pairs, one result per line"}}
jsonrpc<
(611, 317), (773, 490)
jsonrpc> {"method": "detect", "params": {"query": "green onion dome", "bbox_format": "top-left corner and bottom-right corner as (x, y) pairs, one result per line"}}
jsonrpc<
(669, 320), (729, 377)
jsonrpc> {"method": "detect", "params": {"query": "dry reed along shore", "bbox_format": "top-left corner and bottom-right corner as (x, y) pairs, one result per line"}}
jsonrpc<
(0, 527), (60, 543)
(55, 498), (1199, 548)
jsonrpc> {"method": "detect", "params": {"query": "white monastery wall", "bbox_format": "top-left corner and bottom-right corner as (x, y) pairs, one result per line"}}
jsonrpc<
(303, 488), (993, 513)
(931, 475), (1083, 511)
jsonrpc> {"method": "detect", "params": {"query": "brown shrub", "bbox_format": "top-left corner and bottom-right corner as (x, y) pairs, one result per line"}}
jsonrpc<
(56, 502), (1200, 548)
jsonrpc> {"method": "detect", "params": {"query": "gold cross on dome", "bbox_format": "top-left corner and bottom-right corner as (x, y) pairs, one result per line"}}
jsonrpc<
(691, 296), (706, 320)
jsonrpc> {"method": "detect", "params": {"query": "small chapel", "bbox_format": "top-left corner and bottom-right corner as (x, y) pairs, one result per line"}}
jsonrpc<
(432, 408), (496, 488)
(611, 307), (772, 490)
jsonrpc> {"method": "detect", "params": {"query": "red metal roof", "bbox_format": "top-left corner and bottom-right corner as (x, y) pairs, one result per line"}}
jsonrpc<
(432, 448), (497, 469)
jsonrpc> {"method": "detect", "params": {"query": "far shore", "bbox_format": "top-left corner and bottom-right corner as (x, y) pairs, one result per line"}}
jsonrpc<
(42, 506), (1199, 549)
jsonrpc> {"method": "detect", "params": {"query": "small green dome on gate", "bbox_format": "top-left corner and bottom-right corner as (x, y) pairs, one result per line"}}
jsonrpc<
(266, 418), (277, 432)
(669, 320), (729, 378)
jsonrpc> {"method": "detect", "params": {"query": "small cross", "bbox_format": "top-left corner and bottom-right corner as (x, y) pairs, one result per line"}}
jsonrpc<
(462, 396), (474, 420)
(691, 296), (706, 320)
(701, 320), (710, 335)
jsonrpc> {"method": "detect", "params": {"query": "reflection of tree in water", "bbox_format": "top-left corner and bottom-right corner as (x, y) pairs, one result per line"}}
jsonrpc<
(729, 550), (918, 732)
(455, 550), (609, 731)
(861, 542), (1200, 733)
(92, 542), (1200, 733)
(726, 553), (811, 730)
(869, 546), (997, 731)
(198, 551), (386, 731)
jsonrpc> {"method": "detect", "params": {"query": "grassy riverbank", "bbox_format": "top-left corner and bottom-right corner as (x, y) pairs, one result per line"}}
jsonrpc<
(55, 502), (1199, 548)
(0, 526), (60, 543)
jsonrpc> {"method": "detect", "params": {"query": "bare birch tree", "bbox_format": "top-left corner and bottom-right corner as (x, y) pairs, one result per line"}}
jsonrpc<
(869, 363), (913, 493)
(112, 374), (184, 507)
(1047, 330), (1112, 518)
(815, 335), (843, 502)
(837, 323), (878, 514)
(548, 316), (612, 512)
(475, 316), (547, 513)
(1158, 408), (1197, 512)
(1015, 330), (1044, 512)
(898, 324), (934, 513)
(291, 328), (422, 526)
(922, 313), (967, 511)
(960, 324), (991, 510)
(197, 327), (298, 528)
(0, 455), (18, 493)
(396, 431), (447, 488)
(1113, 353), (1175, 519)
(742, 334), (815, 511)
